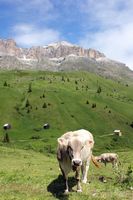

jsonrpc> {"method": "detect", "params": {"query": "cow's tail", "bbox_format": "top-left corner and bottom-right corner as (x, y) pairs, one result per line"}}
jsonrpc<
(91, 155), (101, 168)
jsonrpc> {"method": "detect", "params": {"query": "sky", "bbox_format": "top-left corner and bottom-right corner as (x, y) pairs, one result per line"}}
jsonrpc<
(0, 0), (133, 70)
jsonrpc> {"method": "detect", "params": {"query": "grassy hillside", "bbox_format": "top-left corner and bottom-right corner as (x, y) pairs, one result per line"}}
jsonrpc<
(0, 70), (133, 153)
(0, 146), (132, 200)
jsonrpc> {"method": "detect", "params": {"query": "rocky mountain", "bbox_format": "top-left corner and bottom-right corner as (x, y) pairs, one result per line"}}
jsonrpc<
(0, 38), (133, 82)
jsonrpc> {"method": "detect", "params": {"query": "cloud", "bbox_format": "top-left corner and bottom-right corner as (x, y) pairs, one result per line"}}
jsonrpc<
(13, 24), (62, 47)
(1, 0), (56, 23)
(80, 23), (133, 69)
(17, 0), (54, 17)
(79, 0), (133, 70)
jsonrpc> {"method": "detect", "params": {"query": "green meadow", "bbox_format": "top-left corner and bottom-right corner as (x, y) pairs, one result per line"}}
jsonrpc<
(0, 70), (133, 199)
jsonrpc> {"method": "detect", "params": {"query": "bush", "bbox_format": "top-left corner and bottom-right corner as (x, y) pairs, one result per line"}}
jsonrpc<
(97, 86), (102, 94)
(3, 81), (8, 87)
(25, 99), (30, 107)
(61, 76), (65, 82)
(92, 103), (96, 108)
(28, 83), (32, 93)
(86, 100), (89, 104)
(130, 122), (133, 128)
(42, 102), (47, 108)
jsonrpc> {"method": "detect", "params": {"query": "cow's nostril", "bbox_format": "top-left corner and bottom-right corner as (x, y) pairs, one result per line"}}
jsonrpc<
(73, 160), (82, 166)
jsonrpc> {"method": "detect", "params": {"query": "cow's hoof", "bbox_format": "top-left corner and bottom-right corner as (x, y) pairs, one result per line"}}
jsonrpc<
(82, 179), (87, 183)
(77, 189), (82, 192)
(64, 189), (69, 194)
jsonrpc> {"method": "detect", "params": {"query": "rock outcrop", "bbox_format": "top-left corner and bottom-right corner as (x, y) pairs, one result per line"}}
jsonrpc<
(0, 38), (133, 82)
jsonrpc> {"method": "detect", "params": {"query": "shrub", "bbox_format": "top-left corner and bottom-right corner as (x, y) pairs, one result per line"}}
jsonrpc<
(92, 103), (96, 108)
(130, 122), (133, 128)
(61, 76), (65, 82)
(25, 99), (30, 107)
(42, 102), (47, 108)
(97, 86), (102, 94)
(86, 100), (89, 104)
(3, 81), (8, 87)
(28, 83), (32, 93)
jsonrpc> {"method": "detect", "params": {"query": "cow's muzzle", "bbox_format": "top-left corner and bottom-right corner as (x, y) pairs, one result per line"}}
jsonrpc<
(72, 159), (82, 167)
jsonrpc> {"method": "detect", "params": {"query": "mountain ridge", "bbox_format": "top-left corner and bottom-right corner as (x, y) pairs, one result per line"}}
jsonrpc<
(0, 38), (133, 82)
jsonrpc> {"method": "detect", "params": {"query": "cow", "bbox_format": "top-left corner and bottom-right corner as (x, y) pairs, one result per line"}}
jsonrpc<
(57, 129), (99, 193)
(43, 123), (50, 129)
(3, 123), (11, 130)
(95, 153), (119, 168)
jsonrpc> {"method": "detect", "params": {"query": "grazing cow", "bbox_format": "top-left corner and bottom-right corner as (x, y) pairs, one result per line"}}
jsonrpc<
(43, 123), (50, 129)
(95, 153), (119, 168)
(57, 129), (99, 193)
(3, 123), (11, 130)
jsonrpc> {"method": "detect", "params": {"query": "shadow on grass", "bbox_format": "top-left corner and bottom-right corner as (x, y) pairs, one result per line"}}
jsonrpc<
(47, 175), (77, 200)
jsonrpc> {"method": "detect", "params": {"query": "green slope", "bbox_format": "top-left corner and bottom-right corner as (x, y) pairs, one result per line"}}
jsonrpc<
(0, 146), (132, 200)
(0, 70), (133, 153)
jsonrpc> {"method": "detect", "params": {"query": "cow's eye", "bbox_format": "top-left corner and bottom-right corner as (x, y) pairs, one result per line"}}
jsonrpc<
(67, 146), (73, 159)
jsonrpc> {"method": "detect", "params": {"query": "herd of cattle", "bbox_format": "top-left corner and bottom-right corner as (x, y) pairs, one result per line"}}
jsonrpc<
(57, 129), (119, 193)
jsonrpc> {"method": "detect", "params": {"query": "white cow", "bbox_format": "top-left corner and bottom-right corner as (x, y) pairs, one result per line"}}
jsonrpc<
(95, 153), (119, 168)
(57, 129), (99, 193)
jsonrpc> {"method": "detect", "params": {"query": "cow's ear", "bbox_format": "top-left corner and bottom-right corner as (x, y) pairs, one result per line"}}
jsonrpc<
(57, 138), (64, 145)
(57, 137), (68, 146)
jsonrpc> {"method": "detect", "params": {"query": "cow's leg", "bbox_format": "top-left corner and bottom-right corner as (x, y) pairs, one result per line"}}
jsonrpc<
(60, 165), (69, 193)
(81, 159), (90, 183)
(64, 176), (69, 193)
(112, 160), (118, 169)
(103, 161), (106, 167)
(75, 167), (82, 192)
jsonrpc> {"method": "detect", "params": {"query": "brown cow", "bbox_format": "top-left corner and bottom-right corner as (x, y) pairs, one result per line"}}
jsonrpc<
(57, 129), (98, 193)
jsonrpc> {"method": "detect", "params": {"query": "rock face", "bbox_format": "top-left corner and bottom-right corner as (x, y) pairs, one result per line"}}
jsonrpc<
(0, 40), (105, 60)
(0, 39), (23, 57)
(0, 39), (133, 82)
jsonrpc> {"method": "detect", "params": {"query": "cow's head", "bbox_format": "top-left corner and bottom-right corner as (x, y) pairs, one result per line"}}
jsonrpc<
(67, 137), (93, 170)
(95, 156), (101, 162)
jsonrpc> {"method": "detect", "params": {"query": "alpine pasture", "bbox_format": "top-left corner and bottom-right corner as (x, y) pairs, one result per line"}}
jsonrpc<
(0, 70), (133, 200)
